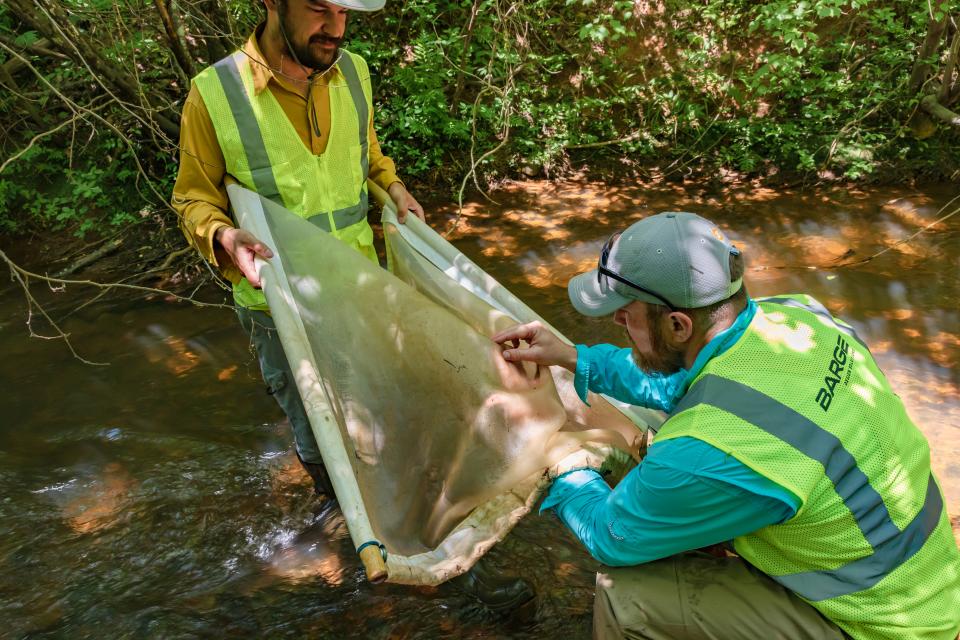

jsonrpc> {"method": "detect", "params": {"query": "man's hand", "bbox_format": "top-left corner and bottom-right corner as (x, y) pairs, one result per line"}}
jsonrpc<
(549, 445), (636, 482)
(387, 182), (425, 224)
(215, 226), (274, 288)
(491, 321), (578, 372)
(548, 444), (609, 479)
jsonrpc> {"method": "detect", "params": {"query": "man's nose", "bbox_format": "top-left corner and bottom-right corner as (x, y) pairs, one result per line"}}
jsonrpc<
(320, 15), (346, 37)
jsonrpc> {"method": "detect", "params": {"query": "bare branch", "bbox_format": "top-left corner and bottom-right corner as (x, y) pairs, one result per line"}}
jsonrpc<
(0, 40), (176, 213)
(0, 102), (110, 175)
(1, 250), (232, 309)
(1, 247), (235, 364)
(833, 194), (960, 268)
(446, 1), (523, 237)
(7, 0), (181, 139)
(0, 34), (66, 65)
(565, 132), (642, 150)
(751, 194), (960, 272)
(0, 60), (44, 127)
(53, 239), (124, 279)
(449, 0), (482, 114)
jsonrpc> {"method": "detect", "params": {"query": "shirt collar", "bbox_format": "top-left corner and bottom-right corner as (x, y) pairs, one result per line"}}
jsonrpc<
(242, 25), (343, 96)
(242, 27), (274, 96)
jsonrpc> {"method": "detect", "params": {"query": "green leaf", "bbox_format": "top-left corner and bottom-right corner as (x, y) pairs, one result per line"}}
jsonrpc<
(13, 30), (39, 47)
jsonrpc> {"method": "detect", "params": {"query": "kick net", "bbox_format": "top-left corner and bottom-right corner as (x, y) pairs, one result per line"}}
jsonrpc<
(229, 183), (661, 585)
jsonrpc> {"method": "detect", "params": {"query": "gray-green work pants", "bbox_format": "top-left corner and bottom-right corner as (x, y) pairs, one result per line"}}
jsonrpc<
(237, 307), (332, 494)
(593, 553), (849, 640)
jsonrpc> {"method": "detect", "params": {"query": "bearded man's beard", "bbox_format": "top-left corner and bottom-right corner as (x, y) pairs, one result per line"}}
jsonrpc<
(279, 6), (344, 71)
(631, 322), (686, 376)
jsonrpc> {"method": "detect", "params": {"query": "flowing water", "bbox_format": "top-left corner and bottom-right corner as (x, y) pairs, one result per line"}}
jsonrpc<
(1, 179), (957, 638)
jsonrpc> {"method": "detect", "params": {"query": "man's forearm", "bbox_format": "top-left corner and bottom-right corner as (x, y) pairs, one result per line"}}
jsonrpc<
(213, 223), (230, 247)
(174, 197), (233, 267)
(541, 469), (668, 567)
(541, 445), (797, 568)
(367, 118), (401, 193)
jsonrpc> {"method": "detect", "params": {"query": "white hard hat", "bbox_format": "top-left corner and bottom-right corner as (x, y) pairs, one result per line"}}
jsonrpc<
(329, 0), (385, 10)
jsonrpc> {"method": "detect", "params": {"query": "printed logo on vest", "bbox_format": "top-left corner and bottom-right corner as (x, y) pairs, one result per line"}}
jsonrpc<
(815, 334), (849, 411)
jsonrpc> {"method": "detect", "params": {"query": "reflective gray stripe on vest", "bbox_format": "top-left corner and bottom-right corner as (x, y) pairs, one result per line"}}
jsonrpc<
(336, 53), (369, 181)
(760, 296), (868, 352)
(307, 198), (368, 232)
(777, 473), (942, 601)
(214, 53), (281, 203)
(672, 374), (943, 600)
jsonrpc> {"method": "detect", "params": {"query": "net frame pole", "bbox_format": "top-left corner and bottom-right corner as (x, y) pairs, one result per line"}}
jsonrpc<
(229, 184), (387, 583)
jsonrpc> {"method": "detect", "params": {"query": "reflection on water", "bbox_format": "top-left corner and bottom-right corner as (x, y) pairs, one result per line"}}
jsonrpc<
(56, 462), (138, 535)
(1, 179), (957, 636)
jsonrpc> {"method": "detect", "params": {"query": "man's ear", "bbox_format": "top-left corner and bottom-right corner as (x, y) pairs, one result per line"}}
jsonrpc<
(263, 0), (279, 12)
(666, 311), (694, 345)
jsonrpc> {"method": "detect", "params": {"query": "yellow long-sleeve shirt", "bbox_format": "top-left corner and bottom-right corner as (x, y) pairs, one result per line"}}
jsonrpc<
(171, 28), (402, 283)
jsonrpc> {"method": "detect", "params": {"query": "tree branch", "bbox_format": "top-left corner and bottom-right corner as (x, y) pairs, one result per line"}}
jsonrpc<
(920, 92), (960, 127)
(0, 41), (177, 213)
(1, 247), (234, 364)
(195, 0), (235, 62)
(53, 238), (124, 279)
(909, 1), (950, 93)
(938, 28), (960, 105)
(0, 60), (44, 127)
(449, 0), (481, 114)
(154, 0), (197, 80)
(0, 35), (66, 71)
(8, 0), (180, 139)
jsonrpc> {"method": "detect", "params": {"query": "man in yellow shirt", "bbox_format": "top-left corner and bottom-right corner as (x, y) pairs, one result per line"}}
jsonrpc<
(172, 0), (423, 497)
(174, 0), (535, 611)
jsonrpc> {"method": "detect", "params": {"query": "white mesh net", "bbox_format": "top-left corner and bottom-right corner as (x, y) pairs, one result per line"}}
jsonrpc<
(229, 183), (660, 585)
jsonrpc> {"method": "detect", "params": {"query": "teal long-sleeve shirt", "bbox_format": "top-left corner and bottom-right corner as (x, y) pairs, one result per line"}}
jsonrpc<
(541, 298), (801, 566)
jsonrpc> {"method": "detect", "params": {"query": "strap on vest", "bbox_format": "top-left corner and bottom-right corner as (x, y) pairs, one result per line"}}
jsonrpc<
(214, 51), (370, 230)
(306, 53), (369, 232)
(214, 53), (282, 203)
(672, 374), (944, 600)
(777, 474), (942, 601)
(336, 53), (370, 183)
(307, 197), (368, 232)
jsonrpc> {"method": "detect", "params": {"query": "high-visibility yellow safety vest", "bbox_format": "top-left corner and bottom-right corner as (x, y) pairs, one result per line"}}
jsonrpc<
(193, 48), (377, 309)
(657, 295), (960, 640)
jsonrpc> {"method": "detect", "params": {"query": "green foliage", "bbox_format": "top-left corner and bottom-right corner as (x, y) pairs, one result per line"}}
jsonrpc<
(0, 140), (159, 237)
(0, 0), (956, 238)
(350, 0), (958, 183)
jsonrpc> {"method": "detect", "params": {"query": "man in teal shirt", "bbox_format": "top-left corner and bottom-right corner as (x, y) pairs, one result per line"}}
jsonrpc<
(491, 212), (960, 639)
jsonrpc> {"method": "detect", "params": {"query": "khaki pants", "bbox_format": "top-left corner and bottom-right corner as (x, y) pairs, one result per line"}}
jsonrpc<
(593, 553), (849, 640)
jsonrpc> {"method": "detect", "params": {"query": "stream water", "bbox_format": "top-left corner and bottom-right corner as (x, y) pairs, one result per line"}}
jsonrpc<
(1, 179), (957, 638)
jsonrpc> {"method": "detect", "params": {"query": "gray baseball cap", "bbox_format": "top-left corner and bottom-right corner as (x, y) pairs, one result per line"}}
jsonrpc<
(568, 212), (743, 316)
